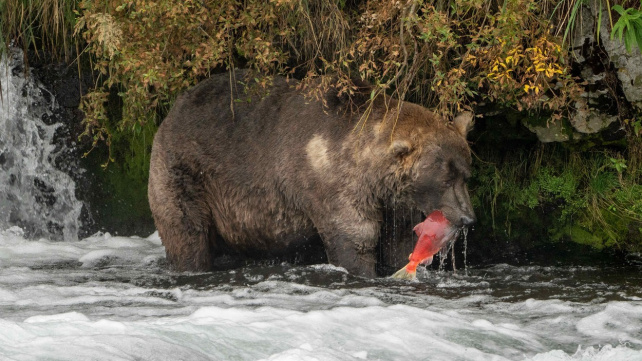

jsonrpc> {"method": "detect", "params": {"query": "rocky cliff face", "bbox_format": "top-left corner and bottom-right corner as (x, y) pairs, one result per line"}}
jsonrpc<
(526, 3), (639, 143)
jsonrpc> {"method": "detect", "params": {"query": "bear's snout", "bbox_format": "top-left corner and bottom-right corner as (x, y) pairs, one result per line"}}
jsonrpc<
(460, 214), (476, 227)
(437, 205), (476, 228)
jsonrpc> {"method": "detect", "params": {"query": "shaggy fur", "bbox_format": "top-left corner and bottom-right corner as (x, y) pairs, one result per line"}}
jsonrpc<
(148, 71), (475, 277)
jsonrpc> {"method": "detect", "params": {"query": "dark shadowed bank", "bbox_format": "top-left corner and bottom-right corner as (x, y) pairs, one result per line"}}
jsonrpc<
(2, 0), (642, 270)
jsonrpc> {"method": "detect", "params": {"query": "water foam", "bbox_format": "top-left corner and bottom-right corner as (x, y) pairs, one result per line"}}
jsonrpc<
(1, 227), (641, 360)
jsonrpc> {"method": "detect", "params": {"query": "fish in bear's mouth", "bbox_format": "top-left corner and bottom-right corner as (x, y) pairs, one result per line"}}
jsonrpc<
(391, 210), (458, 280)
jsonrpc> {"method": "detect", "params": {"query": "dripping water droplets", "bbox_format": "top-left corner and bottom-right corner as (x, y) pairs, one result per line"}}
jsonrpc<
(463, 226), (469, 275)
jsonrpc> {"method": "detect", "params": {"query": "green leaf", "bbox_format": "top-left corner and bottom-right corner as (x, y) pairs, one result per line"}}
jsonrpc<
(626, 9), (642, 20)
(632, 19), (642, 53)
(626, 24), (636, 52)
(563, 0), (586, 45)
(597, 2), (602, 45)
(612, 4), (626, 16)
(633, 119), (642, 135)
(611, 16), (626, 40)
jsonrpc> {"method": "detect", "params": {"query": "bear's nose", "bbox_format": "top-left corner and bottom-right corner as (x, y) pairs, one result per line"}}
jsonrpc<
(460, 215), (476, 226)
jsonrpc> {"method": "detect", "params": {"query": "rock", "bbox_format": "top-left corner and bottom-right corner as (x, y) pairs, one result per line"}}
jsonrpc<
(571, 4), (642, 110)
(552, 4), (633, 140)
(596, 8), (642, 110)
(523, 119), (569, 142)
(625, 252), (642, 266)
(570, 99), (618, 133)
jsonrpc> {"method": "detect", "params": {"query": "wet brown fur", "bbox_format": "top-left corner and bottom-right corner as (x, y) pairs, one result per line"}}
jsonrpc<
(148, 70), (475, 277)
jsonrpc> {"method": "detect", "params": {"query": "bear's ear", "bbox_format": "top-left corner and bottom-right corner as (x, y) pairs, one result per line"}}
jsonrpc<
(390, 139), (413, 159)
(452, 111), (474, 138)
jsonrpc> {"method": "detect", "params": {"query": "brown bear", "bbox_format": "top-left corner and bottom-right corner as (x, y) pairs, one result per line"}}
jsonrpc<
(148, 70), (475, 277)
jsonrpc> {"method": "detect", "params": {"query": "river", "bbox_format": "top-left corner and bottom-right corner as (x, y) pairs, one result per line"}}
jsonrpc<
(0, 228), (641, 360)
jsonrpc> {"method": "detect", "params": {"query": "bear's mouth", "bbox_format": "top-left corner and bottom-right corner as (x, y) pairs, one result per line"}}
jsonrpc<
(421, 207), (470, 228)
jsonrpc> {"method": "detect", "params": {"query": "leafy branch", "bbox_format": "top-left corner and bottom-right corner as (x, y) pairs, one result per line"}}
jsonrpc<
(611, 4), (642, 53)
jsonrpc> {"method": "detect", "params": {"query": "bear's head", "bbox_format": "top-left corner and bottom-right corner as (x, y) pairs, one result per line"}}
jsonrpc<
(387, 108), (476, 228)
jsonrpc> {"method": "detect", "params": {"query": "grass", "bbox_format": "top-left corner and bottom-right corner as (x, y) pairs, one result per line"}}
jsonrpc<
(1, 0), (78, 61)
(471, 143), (642, 252)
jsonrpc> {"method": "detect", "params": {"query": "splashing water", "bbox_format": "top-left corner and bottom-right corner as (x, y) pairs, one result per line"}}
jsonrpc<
(436, 228), (456, 272)
(435, 227), (470, 274)
(0, 48), (83, 241)
(2, 229), (642, 361)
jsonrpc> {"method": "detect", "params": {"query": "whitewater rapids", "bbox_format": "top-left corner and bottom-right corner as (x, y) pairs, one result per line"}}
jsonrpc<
(0, 227), (641, 361)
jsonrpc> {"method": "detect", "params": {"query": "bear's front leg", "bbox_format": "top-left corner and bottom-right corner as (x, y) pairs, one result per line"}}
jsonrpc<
(315, 220), (380, 277)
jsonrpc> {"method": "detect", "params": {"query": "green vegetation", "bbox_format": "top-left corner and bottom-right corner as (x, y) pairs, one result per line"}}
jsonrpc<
(2, 0), (642, 255)
(0, 0), (78, 61)
(75, 0), (296, 159)
(471, 141), (642, 253)
(611, 4), (642, 53)
(74, 0), (581, 131)
(80, 119), (157, 236)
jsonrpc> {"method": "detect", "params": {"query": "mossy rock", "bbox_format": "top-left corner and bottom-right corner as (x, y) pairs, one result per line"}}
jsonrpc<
(79, 123), (156, 238)
(551, 225), (604, 250)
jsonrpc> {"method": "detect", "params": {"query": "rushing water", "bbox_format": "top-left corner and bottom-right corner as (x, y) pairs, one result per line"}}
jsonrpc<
(0, 48), (83, 241)
(0, 228), (641, 361)
(1, 48), (642, 360)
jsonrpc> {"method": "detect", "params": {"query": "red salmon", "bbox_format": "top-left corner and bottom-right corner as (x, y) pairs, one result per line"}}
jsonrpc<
(391, 210), (455, 280)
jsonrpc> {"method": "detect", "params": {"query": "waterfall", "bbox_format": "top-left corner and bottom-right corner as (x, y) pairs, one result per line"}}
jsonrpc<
(0, 48), (83, 241)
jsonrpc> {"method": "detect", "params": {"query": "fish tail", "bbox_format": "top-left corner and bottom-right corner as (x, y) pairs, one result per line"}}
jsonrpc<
(391, 265), (417, 280)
